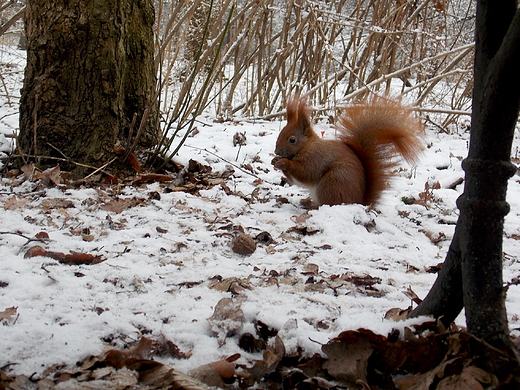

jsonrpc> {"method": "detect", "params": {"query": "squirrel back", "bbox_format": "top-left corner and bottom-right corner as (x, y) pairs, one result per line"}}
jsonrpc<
(273, 96), (423, 206)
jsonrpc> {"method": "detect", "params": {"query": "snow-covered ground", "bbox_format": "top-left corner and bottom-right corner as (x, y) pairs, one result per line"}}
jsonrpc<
(1, 45), (520, 380)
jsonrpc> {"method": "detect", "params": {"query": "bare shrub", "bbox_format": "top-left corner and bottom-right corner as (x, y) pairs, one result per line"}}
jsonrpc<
(4, 1), (476, 167)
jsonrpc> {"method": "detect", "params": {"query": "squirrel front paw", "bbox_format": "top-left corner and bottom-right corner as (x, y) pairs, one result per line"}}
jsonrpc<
(271, 155), (282, 165)
(272, 156), (289, 171)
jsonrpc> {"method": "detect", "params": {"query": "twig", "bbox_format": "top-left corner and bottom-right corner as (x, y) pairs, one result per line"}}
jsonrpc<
(82, 157), (117, 181)
(0, 231), (49, 246)
(184, 144), (260, 179)
(425, 115), (450, 134)
(0, 153), (116, 177)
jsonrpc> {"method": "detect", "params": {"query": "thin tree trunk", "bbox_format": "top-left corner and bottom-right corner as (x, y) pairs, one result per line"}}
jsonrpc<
(410, 0), (520, 357)
(18, 0), (158, 178)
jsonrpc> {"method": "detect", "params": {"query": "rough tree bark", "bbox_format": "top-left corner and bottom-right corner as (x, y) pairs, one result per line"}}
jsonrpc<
(18, 0), (158, 178)
(410, 0), (520, 357)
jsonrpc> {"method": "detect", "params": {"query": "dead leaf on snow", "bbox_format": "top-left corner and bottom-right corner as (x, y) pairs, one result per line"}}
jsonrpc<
(242, 335), (285, 387)
(101, 197), (147, 214)
(207, 297), (245, 346)
(322, 330), (374, 387)
(290, 212), (311, 225)
(34, 165), (63, 186)
(3, 195), (29, 211)
(20, 162), (36, 180)
(133, 173), (173, 185)
(208, 277), (253, 293)
(403, 286), (423, 305)
(286, 225), (320, 236)
(78, 338), (210, 389)
(384, 307), (412, 322)
(0, 306), (17, 321)
(24, 245), (105, 265)
(104, 337), (155, 369)
(189, 354), (240, 388)
(41, 198), (75, 209)
(302, 263), (319, 275)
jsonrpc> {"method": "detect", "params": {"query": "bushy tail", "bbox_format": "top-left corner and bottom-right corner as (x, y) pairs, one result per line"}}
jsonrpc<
(337, 96), (424, 205)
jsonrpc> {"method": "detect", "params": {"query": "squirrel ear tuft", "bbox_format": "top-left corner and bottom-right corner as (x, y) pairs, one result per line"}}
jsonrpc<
(286, 96), (299, 124)
(285, 96), (312, 133)
(297, 98), (312, 133)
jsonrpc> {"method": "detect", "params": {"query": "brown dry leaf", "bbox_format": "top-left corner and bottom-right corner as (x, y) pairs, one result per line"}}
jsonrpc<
(403, 286), (423, 305)
(286, 226), (320, 236)
(207, 297), (244, 346)
(302, 263), (319, 275)
(384, 307), (412, 322)
(92, 340), (210, 390)
(0, 306), (17, 321)
(24, 245), (105, 265)
(189, 355), (239, 388)
(133, 173), (173, 185)
(242, 336), (285, 386)
(35, 231), (50, 239)
(20, 162), (36, 179)
(3, 195), (29, 211)
(341, 273), (382, 287)
(113, 148), (140, 172)
(49, 251), (105, 265)
(24, 245), (48, 258)
(437, 365), (494, 389)
(128, 153), (141, 173)
(290, 212), (311, 225)
(135, 362), (210, 390)
(105, 337), (155, 369)
(322, 330), (374, 387)
(419, 228), (447, 244)
(208, 277), (253, 293)
(34, 165), (62, 186)
(102, 197), (146, 214)
(41, 198), (75, 209)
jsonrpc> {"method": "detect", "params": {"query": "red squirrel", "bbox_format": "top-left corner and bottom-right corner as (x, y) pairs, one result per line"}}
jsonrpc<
(272, 96), (423, 206)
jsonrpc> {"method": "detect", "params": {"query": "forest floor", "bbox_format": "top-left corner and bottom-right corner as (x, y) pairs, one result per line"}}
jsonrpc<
(1, 47), (520, 389)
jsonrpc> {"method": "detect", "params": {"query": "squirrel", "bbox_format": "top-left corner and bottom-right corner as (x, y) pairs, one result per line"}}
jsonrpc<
(272, 96), (424, 206)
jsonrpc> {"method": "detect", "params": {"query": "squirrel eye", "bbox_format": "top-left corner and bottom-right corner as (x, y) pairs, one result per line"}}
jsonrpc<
(289, 136), (296, 144)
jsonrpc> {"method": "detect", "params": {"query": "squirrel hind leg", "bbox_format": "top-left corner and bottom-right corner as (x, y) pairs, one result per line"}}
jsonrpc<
(315, 170), (365, 206)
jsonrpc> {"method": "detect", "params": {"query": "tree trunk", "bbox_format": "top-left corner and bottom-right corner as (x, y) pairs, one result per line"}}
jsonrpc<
(18, 0), (158, 178)
(410, 1), (520, 357)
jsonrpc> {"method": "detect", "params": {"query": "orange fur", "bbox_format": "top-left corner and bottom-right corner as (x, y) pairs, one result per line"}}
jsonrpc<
(273, 96), (423, 206)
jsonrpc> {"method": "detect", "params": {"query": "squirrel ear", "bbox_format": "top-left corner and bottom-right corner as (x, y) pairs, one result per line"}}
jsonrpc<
(286, 97), (299, 124)
(297, 98), (312, 134)
(285, 96), (312, 133)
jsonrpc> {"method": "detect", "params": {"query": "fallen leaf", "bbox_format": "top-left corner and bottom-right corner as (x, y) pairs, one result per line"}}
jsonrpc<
(35, 231), (50, 239)
(133, 173), (173, 185)
(302, 263), (319, 275)
(403, 286), (423, 305)
(24, 245), (48, 258)
(102, 197), (146, 214)
(20, 162), (36, 179)
(34, 165), (62, 186)
(105, 337), (154, 369)
(242, 336), (285, 387)
(189, 355), (239, 388)
(24, 245), (105, 265)
(208, 277), (253, 293)
(41, 198), (75, 209)
(3, 195), (29, 211)
(322, 330), (374, 386)
(0, 306), (17, 321)
(207, 297), (244, 346)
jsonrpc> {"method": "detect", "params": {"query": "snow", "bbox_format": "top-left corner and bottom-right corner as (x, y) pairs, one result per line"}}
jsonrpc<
(1, 46), (520, 380)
